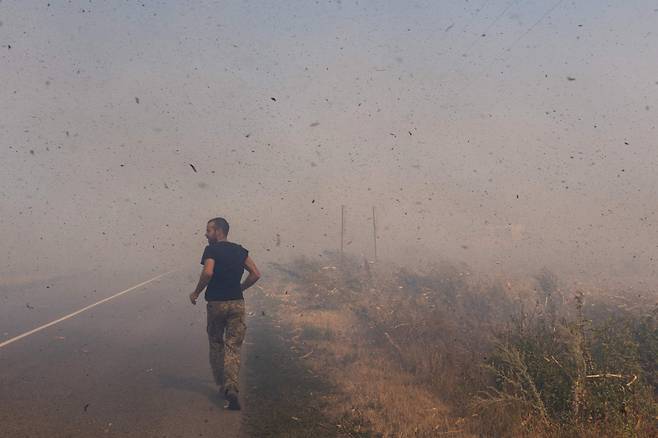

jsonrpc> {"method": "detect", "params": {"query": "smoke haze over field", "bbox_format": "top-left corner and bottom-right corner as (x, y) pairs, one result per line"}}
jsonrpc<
(2, 1), (658, 286)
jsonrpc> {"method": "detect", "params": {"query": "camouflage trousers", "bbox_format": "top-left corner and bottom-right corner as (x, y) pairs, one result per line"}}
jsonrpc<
(206, 299), (246, 393)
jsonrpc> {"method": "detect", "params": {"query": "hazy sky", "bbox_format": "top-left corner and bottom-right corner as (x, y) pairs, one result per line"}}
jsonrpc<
(2, 1), (657, 287)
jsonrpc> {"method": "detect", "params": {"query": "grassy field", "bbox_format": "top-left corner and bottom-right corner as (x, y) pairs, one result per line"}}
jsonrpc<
(250, 252), (657, 437)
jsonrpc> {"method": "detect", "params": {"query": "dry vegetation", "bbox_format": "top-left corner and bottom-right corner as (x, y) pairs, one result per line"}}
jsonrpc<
(258, 252), (657, 437)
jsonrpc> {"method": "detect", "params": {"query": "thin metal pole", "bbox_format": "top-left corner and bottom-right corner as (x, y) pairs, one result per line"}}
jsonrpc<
(372, 206), (377, 261)
(340, 205), (345, 260)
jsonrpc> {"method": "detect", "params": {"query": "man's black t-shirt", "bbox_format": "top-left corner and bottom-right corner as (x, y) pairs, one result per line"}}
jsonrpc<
(200, 241), (249, 301)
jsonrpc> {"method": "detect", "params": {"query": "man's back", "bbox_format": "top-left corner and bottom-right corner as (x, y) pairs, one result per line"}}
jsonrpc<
(200, 241), (249, 301)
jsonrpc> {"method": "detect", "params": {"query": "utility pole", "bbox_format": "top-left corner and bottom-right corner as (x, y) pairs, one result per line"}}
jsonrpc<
(372, 206), (377, 261)
(340, 205), (345, 262)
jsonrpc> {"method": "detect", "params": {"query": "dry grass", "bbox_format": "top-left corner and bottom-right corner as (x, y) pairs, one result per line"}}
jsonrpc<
(259, 281), (471, 437)
(260, 254), (658, 437)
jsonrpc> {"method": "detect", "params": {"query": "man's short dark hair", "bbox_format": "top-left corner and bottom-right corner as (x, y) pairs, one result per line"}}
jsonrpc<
(208, 217), (229, 235)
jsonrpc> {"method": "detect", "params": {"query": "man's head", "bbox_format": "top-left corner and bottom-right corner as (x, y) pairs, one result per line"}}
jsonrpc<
(206, 217), (229, 243)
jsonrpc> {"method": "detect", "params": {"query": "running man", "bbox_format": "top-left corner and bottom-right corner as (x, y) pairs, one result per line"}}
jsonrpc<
(189, 217), (261, 410)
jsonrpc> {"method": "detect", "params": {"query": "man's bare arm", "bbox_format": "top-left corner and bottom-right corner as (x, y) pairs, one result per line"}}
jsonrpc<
(190, 259), (214, 305)
(240, 256), (261, 291)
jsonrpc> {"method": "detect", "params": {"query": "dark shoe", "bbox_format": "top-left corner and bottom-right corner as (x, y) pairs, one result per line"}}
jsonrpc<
(224, 389), (241, 411)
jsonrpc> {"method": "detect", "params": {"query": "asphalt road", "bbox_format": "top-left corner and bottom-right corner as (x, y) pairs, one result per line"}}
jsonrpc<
(0, 268), (251, 438)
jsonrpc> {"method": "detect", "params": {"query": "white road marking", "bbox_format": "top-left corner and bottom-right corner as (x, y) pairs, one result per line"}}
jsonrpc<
(0, 270), (177, 350)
